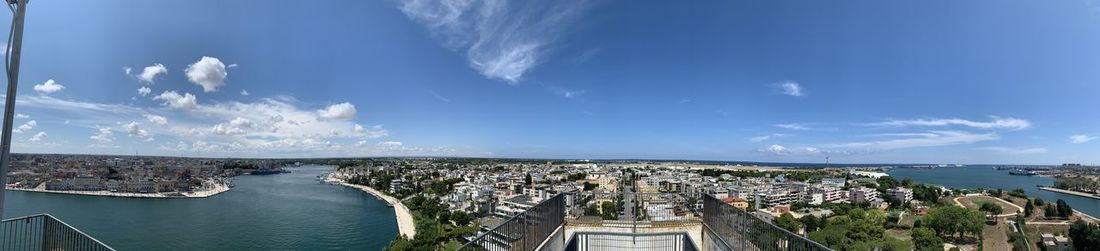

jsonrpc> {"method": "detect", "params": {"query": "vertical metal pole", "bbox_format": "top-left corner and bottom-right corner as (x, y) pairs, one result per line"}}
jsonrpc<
(0, 0), (29, 221)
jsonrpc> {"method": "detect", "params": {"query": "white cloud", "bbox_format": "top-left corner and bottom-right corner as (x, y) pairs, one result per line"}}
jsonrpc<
(29, 131), (46, 142)
(123, 121), (153, 141)
(760, 144), (788, 155)
(153, 91), (198, 109)
(144, 114), (168, 125)
(10, 93), (395, 157)
(90, 127), (114, 143)
(137, 63), (168, 83)
(13, 120), (35, 133)
(185, 56), (228, 92)
(211, 117), (254, 135)
(979, 147), (1048, 155)
(137, 86), (152, 96)
(240, 90), (249, 96)
(398, 0), (592, 83)
(355, 124), (390, 138)
(15, 113), (28, 119)
(865, 117), (1031, 130)
(774, 81), (805, 97)
(33, 79), (65, 94)
(123, 67), (132, 75)
(318, 102), (357, 120)
(1070, 135), (1096, 144)
(828, 131), (998, 152)
(227, 63), (239, 68)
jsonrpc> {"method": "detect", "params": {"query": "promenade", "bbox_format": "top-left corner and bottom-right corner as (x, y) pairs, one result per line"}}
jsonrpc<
(6, 182), (230, 198)
(325, 174), (417, 239)
(1037, 186), (1100, 200)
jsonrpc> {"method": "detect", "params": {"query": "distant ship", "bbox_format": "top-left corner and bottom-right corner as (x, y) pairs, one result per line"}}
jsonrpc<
(1009, 170), (1037, 176)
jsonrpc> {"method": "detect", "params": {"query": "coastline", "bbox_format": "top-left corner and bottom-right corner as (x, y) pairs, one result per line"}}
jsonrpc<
(5, 182), (230, 199)
(1037, 186), (1100, 200)
(324, 173), (417, 239)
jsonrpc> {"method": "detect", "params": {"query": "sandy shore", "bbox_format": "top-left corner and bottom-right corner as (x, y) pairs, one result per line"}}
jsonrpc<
(325, 173), (416, 239)
(5, 181), (230, 198)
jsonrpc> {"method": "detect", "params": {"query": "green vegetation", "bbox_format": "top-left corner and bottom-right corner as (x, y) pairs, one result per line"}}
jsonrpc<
(1069, 219), (1100, 251)
(775, 213), (802, 233)
(923, 206), (984, 239)
(1054, 176), (1100, 192)
(386, 195), (477, 251)
(978, 201), (1004, 218)
(1007, 188), (1027, 198)
(911, 227), (944, 251)
(807, 208), (910, 250)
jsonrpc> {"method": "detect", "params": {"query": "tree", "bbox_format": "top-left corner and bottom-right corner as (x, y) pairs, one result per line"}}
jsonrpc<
(524, 173), (532, 186)
(775, 213), (803, 233)
(1025, 199), (1035, 217)
(847, 208), (886, 242)
(1008, 188), (1027, 198)
(451, 211), (472, 226)
(800, 214), (823, 232)
(901, 177), (914, 188)
(1057, 199), (1074, 218)
(912, 227), (944, 251)
(877, 176), (899, 190)
(925, 206), (984, 238)
(980, 202), (1004, 219)
(1034, 198), (1045, 206)
(1045, 205), (1056, 218)
(1069, 220), (1100, 251)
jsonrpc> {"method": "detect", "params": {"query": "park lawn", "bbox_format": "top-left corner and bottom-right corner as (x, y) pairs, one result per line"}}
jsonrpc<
(956, 196), (1020, 214)
(886, 229), (912, 242)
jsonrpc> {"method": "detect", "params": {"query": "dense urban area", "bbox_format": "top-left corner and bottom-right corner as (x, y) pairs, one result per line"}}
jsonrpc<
(324, 159), (1100, 251)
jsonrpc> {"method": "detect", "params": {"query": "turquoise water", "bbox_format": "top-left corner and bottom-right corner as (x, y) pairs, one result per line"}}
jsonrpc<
(887, 165), (1100, 218)
(1, 165), (398, 250)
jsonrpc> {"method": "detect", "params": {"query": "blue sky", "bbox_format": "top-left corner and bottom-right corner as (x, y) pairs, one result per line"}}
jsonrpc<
(2, 0), (1100, 164)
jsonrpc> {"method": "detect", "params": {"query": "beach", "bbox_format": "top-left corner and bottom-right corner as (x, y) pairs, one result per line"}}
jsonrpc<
(324, 173), (417, 239)
(6, 181), (230, 198)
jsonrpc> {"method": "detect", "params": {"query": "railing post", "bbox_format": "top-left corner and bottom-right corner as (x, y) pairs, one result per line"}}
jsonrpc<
(40, 216), (51, 251)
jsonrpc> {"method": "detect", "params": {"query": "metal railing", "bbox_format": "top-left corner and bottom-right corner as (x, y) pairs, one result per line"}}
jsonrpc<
(0, 214), (115, 251)
(459, 192), (832, 251)
(701, 194), (830, 251)
(458, 194), (566, 251)
(564, 232), (698, 251)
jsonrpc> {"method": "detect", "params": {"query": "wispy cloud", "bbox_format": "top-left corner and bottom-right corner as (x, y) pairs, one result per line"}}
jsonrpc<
(863, 117), (1031, 130)
(1070, 135), (1096, 144)
(979, 146), (1048, 155)
(398, 0), (593, 83)
(430, 91), (451, 102)
(749, 133), (789, 142)
(775, 123), (831, 131)
(827, 131), (998, 152)
(772, 81), (805, 97)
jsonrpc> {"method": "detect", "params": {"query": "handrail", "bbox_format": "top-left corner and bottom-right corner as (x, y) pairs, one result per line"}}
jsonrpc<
(0, 213), (115, 251)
